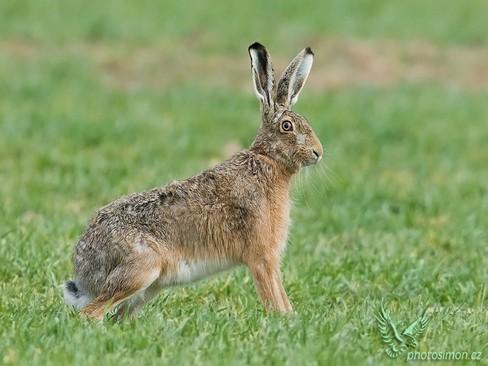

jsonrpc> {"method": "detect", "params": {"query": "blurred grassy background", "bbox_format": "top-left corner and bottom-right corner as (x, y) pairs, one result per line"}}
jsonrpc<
(2, 0), (488, 46)
(1, 1), (487, 365)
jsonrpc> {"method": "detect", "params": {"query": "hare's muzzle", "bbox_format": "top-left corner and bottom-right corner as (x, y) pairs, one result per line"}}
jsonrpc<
(312, 149), (322, 162)
(309, 136), (323, 164)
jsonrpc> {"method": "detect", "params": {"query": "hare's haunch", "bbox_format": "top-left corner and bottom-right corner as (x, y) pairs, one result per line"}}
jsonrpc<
(63, 42), (323, 320)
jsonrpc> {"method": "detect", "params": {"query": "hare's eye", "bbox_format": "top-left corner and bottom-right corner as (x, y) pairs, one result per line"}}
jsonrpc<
(281, 120), (293, 132)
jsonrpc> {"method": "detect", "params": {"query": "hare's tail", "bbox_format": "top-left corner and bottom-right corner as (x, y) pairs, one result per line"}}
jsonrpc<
(63, 280), (90, 310)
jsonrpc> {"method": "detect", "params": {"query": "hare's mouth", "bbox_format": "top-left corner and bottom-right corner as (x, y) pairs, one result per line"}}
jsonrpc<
(302, 157), (321, 168)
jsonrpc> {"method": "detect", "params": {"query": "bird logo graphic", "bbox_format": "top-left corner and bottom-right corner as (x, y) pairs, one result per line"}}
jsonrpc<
(376, 304), (432, 358)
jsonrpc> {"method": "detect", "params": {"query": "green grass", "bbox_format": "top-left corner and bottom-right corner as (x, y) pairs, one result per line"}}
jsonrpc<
(1, 1), (488, 365)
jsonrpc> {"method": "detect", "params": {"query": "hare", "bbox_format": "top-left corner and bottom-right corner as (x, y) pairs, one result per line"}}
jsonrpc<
(63, 42), (323, 320)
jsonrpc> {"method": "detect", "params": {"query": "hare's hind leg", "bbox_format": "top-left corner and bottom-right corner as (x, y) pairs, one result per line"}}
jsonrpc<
(80, 256), (162, 321)
(114, 279), (162, 319)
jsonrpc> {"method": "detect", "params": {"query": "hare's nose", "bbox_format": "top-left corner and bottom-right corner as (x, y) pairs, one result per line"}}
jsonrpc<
(312, 149), (321, 161)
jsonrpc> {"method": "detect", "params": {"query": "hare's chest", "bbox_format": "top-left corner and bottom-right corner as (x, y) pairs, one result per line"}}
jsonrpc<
(265, 195), (291, 254)
(275, 199), (291, 253)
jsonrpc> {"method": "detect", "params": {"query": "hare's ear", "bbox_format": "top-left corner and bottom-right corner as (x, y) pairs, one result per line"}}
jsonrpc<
(248, 42), (275, 110)
(276, 47), (314, 108)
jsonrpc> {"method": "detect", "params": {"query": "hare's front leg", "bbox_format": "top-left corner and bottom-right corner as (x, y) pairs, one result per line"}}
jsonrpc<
(273, 270), (293, 312)
(248, 259), (292, 314)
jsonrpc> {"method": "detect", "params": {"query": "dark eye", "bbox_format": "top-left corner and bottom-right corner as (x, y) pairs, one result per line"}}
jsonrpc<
(281, 120), (293, 132)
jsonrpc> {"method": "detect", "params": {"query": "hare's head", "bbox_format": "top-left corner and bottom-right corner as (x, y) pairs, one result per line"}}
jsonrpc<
(248, 42), (323, 174)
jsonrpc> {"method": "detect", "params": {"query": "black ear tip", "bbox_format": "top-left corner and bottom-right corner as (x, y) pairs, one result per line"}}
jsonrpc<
(305, 47), (314, 55)
(249, 42), (265, 51)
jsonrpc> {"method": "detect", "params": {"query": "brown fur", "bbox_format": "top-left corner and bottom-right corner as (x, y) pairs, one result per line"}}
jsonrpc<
(63, 42), (323, 320)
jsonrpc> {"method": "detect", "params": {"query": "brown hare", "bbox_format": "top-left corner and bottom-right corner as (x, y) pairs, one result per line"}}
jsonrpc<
(63, 42), (323, 320)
